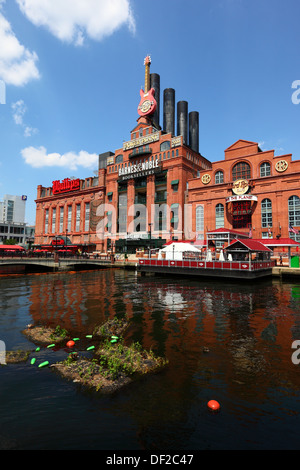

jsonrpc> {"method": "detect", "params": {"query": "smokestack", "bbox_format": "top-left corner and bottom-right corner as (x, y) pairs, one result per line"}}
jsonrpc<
(163, 88), (175, 135)
(150, 73), (160, 129)
(189, 111), (199, 153)
(177, 101), (188, 145)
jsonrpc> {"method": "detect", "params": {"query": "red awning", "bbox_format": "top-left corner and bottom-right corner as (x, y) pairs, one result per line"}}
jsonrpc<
(207, 228), (249, 238)
(0, 245), (25, 251)
(255, 238), (300, 247)
(163, 240), (196, 246)
(227, 239), (272, 252)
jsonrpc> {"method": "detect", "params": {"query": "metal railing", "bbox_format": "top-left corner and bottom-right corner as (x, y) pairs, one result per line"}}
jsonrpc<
(139, 258), (275, 271)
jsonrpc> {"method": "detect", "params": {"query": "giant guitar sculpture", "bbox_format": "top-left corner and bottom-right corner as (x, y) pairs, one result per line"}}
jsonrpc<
(138, 55), (157, 117)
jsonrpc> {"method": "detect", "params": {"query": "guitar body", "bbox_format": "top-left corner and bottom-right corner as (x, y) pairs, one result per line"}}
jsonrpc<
(138, 87), (157, 117)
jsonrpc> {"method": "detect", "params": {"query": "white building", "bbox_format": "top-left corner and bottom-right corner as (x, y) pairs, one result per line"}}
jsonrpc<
(0, 195), (26, 224)
(0, 195), (27, 245)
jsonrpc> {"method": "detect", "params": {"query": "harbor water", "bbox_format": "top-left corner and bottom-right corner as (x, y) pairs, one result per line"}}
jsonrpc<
(1, 268), (300, 450)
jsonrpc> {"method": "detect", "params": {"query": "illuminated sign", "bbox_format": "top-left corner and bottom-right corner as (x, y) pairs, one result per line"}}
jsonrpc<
(226, 195), (258, 203)
(232, 179), (249, 195)
(123, 132), (160, 151)
(118, 159), (162, 182)
(52, 178), (80, 195)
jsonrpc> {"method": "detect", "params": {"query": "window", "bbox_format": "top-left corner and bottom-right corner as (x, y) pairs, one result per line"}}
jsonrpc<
(75, 204), (81, 232)
(261, 199), (272, 228)
(215, 204), (224, 229)
(45, 209), (49, 234)
(59, 207), (64, 233)
(160, 141), (171, 151)
(84, 203), (90, 232)
(52, 208), (56, 233)
(232, 162), (251, 181)
(171, 180), (179, 192)
(196, 205), (204, 233)
(6, 200), (14, 222)
(289, 195), (300, 228)
(215, 171), (224, 184)
(67, 206), (72, 232)
(260, 162), (271, 177)
(115, 154), (123, 164)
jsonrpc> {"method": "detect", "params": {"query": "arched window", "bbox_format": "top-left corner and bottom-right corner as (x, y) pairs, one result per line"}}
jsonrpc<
(261, 199), (272, 228)
(160, 141), (171, 151)
(215, 171), (224, 184)
(260, 162), (271, 177)
(232, 162), (251, 181)
(215, 204), (224, 229)
(115, 154), (123, 164)
(196, 205), (204, 233)
(289, 196), (300, 228)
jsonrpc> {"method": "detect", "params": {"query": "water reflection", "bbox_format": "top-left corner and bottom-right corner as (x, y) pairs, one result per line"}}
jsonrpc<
(1, 270), (300, 449)
(25, 271), (300, 392)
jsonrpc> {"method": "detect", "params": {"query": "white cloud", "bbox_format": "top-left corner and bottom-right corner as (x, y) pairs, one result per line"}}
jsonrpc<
(0, 8), (40, 86)
(21, 146), (99, 170)
(16, 0), (136, 46)
(11, 99), (38, 137)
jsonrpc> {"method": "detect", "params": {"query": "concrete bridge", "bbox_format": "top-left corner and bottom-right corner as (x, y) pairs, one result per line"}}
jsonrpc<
(0, 256), (137, 274)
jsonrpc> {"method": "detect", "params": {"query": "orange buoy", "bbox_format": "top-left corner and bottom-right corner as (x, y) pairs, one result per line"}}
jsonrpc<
(66, 340), (75, 348)
(207, 400), (220, 411)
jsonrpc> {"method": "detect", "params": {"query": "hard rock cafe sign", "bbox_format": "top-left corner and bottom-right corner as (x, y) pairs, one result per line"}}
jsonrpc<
(137, 56), (157, 118)
(232, 179), (249, 196)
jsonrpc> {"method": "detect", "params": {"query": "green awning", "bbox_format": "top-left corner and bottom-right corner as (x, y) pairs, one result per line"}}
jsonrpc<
(171, 203), (179, 209)
(106, 211), (112, 215)
(171, 180), (179, 185)
(107, 192), (113, 197)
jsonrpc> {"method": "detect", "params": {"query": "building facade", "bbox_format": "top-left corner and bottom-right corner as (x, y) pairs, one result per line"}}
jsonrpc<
(0, 194), (27, 245)
(188, 139), (300, 245)
(34, 57), (300, 253)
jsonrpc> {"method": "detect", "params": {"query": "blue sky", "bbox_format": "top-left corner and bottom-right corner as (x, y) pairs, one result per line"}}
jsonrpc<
(0, 0), (300, 225)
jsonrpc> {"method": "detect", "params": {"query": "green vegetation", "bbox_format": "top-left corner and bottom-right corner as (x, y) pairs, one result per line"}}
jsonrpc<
(20, 317), (168, 394)
(50, 325), (68, 340)
(6, 350), (30, 363)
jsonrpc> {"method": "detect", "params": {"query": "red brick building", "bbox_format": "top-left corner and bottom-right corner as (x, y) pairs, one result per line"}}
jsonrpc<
(34, 57), (300, 254)
(188, 139), (300, 246)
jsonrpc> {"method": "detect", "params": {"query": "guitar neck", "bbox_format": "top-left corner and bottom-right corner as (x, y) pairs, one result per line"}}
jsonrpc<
(144, 63), (150, 94)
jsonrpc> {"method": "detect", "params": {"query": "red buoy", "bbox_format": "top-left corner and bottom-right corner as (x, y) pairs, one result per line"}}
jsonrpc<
(207, 400), (220, 411)
(66, 340), (75, 348)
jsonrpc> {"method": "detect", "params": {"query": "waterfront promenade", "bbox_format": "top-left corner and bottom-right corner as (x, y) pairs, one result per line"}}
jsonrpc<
(0, 253), (299, 278)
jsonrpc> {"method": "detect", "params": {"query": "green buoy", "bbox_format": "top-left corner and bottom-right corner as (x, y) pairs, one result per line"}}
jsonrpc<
(31, 358), (36, 365)
(86, 346), (95, 351)
(47, 344), (55, 349)
(38, 361), (49, 368)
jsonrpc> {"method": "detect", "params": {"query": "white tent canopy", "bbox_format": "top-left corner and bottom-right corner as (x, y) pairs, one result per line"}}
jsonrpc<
(159, 242), (201, 260)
